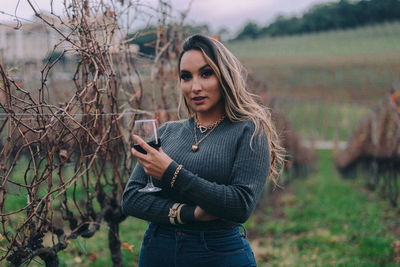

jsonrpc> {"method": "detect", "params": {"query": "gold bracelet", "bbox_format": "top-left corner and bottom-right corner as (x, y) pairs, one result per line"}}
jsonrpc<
(170, 165), (183, 188)
(177, 204), (185, 224)
(168, 203), (181, 225)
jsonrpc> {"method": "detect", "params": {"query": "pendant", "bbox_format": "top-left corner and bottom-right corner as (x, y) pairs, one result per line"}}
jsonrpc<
(199, 126), (208, 134)
(192, 145), (198, 152)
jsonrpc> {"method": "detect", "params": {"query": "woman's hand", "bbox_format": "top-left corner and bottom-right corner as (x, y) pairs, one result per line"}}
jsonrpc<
(194, 206), (218, 221)
(131, 135), (173, 180)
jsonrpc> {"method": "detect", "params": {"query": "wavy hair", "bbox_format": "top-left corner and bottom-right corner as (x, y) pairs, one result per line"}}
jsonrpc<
(177, 34), (285, 183)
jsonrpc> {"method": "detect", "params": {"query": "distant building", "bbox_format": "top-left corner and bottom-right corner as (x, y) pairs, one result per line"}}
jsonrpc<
(0, 16), (60, 63)
(0, 14), (138, 64)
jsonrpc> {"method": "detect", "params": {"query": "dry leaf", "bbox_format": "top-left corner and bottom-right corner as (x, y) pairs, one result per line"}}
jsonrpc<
(122, 242), (135, 252)
(392, 240), (400, 262)
(75, 255), (82, 263)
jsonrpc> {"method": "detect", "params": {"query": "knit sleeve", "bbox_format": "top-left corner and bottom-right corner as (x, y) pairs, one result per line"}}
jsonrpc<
(121, 122), (196, 224)
(161, 122), (270, 223)
(121, 164), (171, 223)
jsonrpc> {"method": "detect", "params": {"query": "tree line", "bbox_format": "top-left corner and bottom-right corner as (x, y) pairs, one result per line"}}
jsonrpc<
(128, 24), (210, 56)
(234, 0), (400, 40)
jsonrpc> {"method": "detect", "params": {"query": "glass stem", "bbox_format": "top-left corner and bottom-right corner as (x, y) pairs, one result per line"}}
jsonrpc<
(147, 176), (155, 187)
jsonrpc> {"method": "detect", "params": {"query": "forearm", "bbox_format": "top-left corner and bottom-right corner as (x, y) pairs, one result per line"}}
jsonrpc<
(121, 167), (196, 224)
(121, 188), (171, 224)
(161, 161), (267, 223)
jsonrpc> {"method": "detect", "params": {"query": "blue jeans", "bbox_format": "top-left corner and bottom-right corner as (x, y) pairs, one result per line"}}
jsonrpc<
(138, 222), (257, 267)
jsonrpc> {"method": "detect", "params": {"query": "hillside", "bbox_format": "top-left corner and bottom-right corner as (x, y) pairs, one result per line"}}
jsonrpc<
(228, 22), (400, 104)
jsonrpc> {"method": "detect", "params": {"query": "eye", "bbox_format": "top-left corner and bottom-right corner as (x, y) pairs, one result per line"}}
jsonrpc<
(180, 72), (192, 81)
(201, 69), (214, 78)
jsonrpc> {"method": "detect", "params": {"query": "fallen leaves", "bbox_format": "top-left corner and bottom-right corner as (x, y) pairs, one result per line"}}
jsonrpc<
(0, 233), (6, 252)
(392, 240), (400, 262)
(122, 242), (135, 252)
(74, 255), (82, 263)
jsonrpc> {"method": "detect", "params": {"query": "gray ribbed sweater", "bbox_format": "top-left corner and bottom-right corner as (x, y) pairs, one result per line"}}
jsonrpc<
(121, 117), (270, 230)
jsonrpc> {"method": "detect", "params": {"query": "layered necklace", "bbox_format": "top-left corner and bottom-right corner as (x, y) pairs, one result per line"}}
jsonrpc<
(192, 115), (226, 152)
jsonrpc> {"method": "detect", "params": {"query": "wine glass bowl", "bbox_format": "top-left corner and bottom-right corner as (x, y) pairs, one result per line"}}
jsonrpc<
(133, 119), (162, 193)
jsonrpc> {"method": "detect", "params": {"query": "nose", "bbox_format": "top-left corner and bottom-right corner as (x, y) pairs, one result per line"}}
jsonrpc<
(191, 76), (201, 93)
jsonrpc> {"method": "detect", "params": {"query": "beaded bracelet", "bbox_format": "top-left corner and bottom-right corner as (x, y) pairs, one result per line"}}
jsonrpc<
(170, 164), (183, 188)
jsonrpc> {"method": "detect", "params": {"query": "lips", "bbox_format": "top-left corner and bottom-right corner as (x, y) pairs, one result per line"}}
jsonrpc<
(192, 96), (206, 104)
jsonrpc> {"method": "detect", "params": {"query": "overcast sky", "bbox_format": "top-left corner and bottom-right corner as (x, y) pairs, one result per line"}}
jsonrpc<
(0, 0), (335, 33)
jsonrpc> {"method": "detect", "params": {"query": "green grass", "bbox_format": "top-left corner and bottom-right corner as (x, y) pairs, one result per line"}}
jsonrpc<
(55, 219), (148, 266)
(227, 22), (400, 104)
(227, 22), (400, 142)
(0, 157), (143, 267)
(247, 150), (398, 266)
(2, 152), (398, 266)
(228, 22), (400, 59)
(276, 99), (370, 141)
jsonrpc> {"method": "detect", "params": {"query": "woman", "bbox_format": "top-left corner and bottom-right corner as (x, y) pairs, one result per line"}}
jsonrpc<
(121, 34), (284, 267)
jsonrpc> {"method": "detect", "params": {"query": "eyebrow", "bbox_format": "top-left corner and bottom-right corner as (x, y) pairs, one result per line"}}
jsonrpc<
(180, 64), (211, 73)
(199, 64), (211, 71)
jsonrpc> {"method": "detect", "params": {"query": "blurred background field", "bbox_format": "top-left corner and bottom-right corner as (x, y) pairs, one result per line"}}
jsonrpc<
(25, 150), (398, 266)
(5, 150), (394, 266)
(230, 22), (400, 104)
(1, 0), (400, 266)
(247, 150), (398, 266)
(6, 20), (398, 266)
(229, 22), (400, 142)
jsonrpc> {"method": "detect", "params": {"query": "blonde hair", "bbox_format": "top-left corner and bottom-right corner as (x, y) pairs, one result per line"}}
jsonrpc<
(178, 34), (285, 183)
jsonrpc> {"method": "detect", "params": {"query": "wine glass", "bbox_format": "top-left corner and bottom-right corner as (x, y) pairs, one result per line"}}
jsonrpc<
(133, 119), (162, 193)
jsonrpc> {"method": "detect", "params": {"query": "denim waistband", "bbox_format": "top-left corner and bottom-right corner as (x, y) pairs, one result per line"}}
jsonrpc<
(148, 222), (247, 239)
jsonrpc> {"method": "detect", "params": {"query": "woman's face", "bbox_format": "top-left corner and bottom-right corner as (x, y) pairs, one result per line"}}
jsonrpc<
(179, 49), (223, 119)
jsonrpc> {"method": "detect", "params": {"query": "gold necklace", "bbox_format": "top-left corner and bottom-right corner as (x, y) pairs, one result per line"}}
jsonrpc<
(192, 115), (226, 152)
